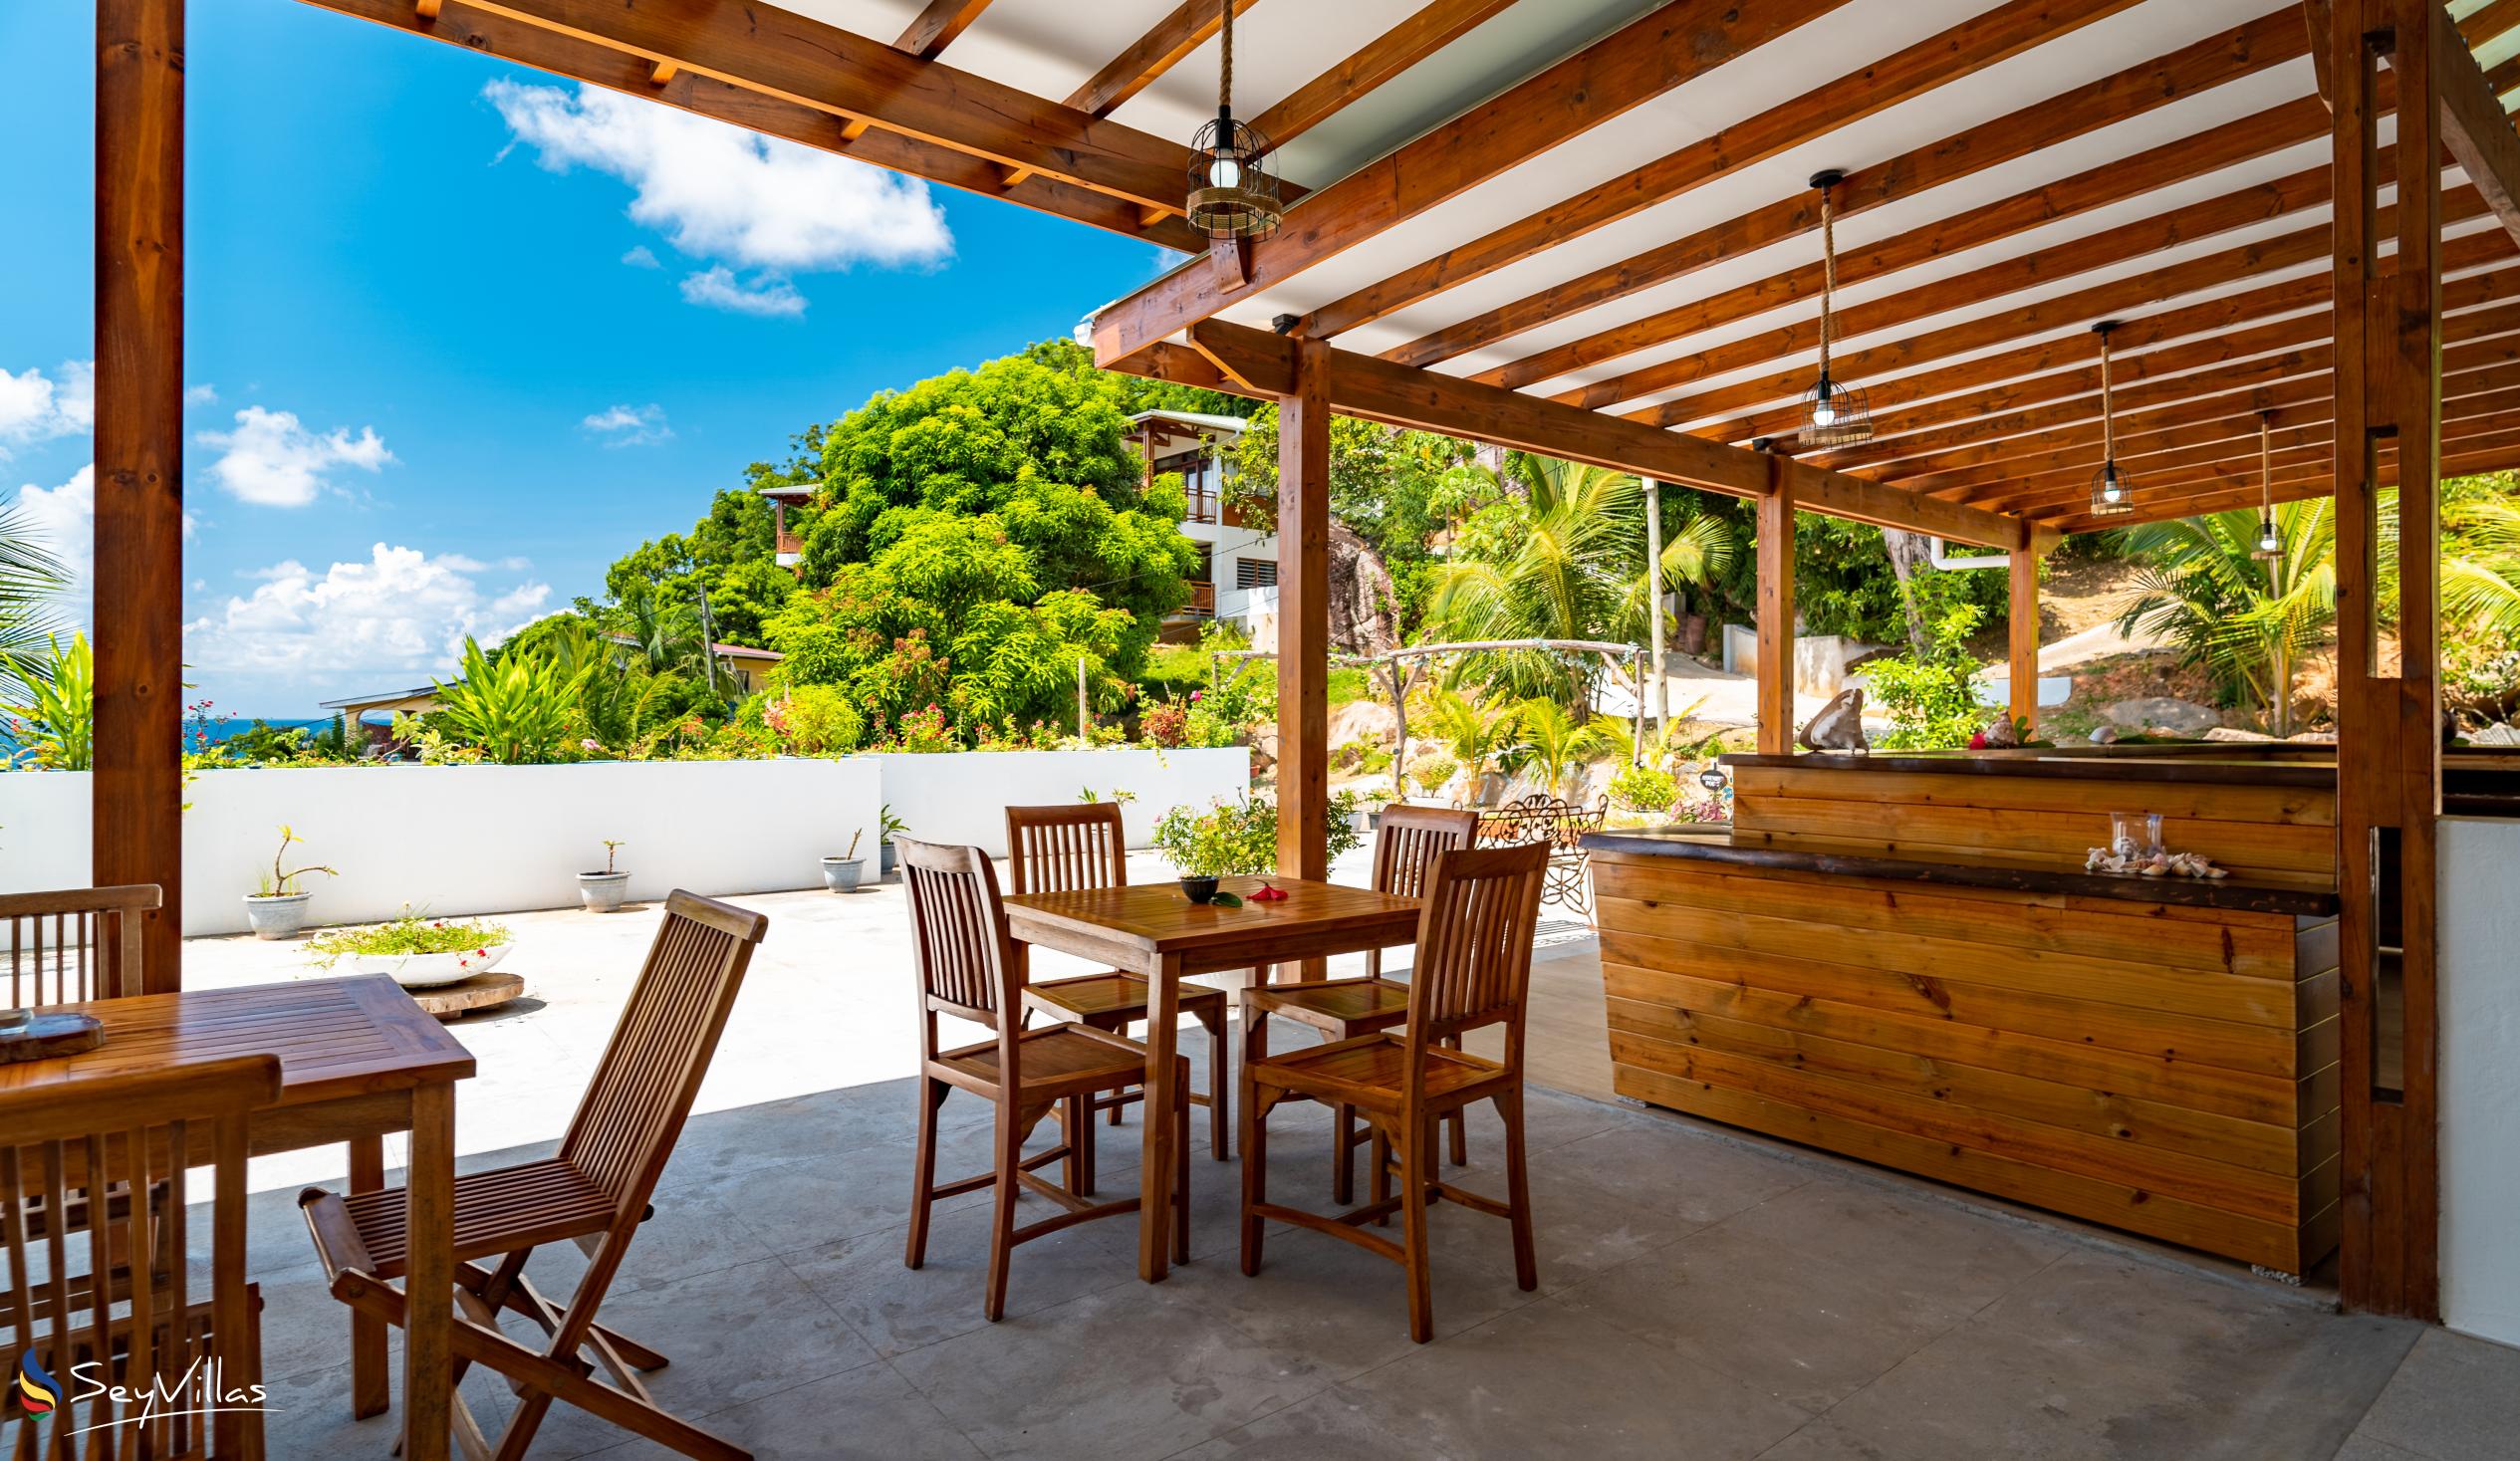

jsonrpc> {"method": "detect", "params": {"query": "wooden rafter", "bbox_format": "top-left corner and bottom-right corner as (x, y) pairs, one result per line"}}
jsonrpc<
(1163, 321), (2037, 548)
(2433, 2), (2520, 247)
(300, 0), (1208, 248)
(1291, 0), (2142, 343)
(1091, 0), (1845, 365)
(894, 0), (995, 60)
(1068, 0), (1260, 120)
(1246, 0), (1518, 149)
(443, 0), (1191, 212)
(1570, 102), (2346, 411)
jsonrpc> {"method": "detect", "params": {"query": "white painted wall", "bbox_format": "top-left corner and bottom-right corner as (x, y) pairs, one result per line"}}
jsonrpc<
(0, 748), (1251, 937)
(2440, 815), (2520, 1348)
(862, 747), (1250, 856)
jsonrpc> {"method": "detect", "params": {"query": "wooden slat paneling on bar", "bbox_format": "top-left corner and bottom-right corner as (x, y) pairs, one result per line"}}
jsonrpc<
(1597, 851), (2342, 1273)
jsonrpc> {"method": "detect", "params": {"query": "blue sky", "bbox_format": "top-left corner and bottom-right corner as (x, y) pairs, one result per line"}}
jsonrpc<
(1, 0), (1170, 714)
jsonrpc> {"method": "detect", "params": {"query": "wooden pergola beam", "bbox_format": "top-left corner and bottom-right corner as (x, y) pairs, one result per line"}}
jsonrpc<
(445, 0), (1193, 213)
(894, 0), (995, 61)
(302, 0), (1207, 248)
(2433, 1), (2520, 247)
(1391, 7), (2311, 372)
(1291, 0), (2139, 343)
(1166, 320), (2038, 548)
(1091, 0), (1841, 364)
(1247, 0), (1519, 149)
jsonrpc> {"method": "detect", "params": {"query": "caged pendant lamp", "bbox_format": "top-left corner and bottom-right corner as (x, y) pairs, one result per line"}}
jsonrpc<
(2087, 321), (2135, 517)
(1797, 170), (1873, 448)
(1185, 0), (1282, 241)
(2250, 410), (2283, 560)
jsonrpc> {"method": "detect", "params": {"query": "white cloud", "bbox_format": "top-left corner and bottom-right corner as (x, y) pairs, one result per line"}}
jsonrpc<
(0, 361), (94, 453)
(581, 402), (674, 446)
(621, 244), (660, 269)
(679, 266), (805, 318)
(485, 79), (950, 314)
(184, 383), (219, 407)
(184, 543), (551, 680)
(196, 405), (393, 507)
(12, 464), (94, 625)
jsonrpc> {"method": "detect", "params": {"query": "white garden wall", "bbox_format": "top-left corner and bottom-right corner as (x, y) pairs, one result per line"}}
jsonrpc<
(0, 747), (1249, 937)
(862, 747), (1250, 856)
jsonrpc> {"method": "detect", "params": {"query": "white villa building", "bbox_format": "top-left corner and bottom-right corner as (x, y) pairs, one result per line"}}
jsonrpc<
(1127, 409), (1278, 646)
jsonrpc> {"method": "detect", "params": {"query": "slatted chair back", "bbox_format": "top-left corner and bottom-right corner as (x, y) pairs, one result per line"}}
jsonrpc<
(1402, 843), (1549, 1075)
(557, 891), (768, 1214)
(0, 885), (159, 1007)
(1004, 803), (1128, 896)
(898, 838), (1024, 1081)
(0, 1055), (278, 1459)
(1370, 806), (1478, 898)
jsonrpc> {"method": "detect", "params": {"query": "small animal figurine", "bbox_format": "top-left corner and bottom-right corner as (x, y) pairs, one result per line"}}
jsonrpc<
(1798, 688), (1869, 752)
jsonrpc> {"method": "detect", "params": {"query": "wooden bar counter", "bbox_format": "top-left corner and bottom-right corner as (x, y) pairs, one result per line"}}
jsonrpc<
(1583, 750), (2343, 1276)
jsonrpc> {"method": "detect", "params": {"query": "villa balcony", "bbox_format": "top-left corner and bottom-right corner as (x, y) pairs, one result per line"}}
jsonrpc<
(775, 528), (805, 568)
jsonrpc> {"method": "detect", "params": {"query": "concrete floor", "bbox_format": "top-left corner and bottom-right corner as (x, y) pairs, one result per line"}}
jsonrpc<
(181, 868), (2518, 1460)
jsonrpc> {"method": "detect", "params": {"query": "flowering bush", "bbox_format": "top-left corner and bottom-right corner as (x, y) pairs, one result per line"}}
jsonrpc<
(1409, 756), (1457, 797)
(1670, 794), (1732, 825)
(1607, 763), (1679, 815)
(1140, 700), (1190, 748)
(882, 703), (961, 754)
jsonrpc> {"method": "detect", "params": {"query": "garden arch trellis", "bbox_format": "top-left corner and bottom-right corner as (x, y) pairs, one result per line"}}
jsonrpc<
(1209, 637), (1646, 803)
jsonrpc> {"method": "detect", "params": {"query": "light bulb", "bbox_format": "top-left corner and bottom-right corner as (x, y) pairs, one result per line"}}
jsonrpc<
(2256, 520), (2281, 555)
(2101, 466), (2124, 502)
(1810, 398), (1836, 427)
(1208, 154), (1241, 189)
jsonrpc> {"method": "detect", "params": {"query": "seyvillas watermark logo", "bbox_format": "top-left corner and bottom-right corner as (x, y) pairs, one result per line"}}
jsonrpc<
(9, 1350), (274, 1438)
(15, 1351), (61, 1415)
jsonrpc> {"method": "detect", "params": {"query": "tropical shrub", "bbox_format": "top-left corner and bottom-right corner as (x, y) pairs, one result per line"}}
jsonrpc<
(2, 633), (93, 770)
(764, 684), (866, 754)
(1409, 755), (1457, 797)
(1150, 791), (1367, 878)
(430, 637), (594, 765)
(1608, 762), (1679, 815)
(1508, 697), (1624, 796)
(882, 703), (961, 754)
(306, 910), (513, 967)
(1867, 576), (1989, 750)
(2112, 502), (2334, 735)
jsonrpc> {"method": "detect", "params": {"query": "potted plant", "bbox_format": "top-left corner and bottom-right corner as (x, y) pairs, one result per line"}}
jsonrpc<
(879, 805), (909, 875)
(307, 909), (513, 988)
(579, 840), (630, 912)
(823, 830), (868, 893)
(244, 825), (336, 939)
(1150, 792), (1368, 905)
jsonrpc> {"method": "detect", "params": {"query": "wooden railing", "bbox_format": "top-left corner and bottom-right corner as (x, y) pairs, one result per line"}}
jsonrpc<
(775, 529), (805, 559)
(1183, 581), (1215, 617)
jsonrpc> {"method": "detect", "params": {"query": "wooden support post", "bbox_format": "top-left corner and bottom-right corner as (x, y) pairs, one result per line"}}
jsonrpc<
(1643, 478), (1666, 730)
(1275, 337), (1332, 918)
(2331, 0), (2444, 1321)
(1754, 464), (1795, 755)
(95, 0), (186, 994)
(2008, 540), (2041, 734)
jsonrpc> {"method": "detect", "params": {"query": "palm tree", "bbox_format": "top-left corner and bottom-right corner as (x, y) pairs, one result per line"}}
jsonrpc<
(1418, 687), (1521, 789)
(2444, 489), (2520, 641)
(1425, 453), (1735, 704)
(2112, 500), (2335, 736)
(1508, 696), (1625, 797)
(0, 501), (71, 697)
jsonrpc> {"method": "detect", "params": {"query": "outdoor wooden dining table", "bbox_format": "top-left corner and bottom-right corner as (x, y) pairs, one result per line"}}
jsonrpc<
(0, 974), (477, 1461)
(1001, 874), (1421, 1281)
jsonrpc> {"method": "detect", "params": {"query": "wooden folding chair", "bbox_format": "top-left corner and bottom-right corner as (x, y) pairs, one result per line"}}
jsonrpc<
(1, 1054), (277, 1460)
(1005, 803), (1231, 1166)
(3, 884), (159, 1006)
(1240, 806), (1478, 1201)
(298, 890), (768, 1461)
(1240, 841), (1549, 1342)
(899, 838), (1189, 1322)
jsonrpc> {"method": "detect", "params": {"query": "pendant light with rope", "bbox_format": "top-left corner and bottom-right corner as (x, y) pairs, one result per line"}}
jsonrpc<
(2251, 410), (2283, 559)
(1797, 170), (1873, 447)
(2088, 320), (2135, 517)
(1186, 0), (1283, 240)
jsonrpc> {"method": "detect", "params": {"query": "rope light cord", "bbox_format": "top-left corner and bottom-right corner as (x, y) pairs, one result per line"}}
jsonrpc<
(2100, 330), (2116, 465)
(1818, 181), (1837, 383)
(1218, 0), (1232, 115)
(2259, 414), (2272, 505)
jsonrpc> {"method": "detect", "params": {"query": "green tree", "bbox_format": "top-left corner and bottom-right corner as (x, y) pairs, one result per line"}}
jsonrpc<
(0, 501), (71, 699)
(1230, 410), (1474, 630)
(2113, 501), (2336, 736)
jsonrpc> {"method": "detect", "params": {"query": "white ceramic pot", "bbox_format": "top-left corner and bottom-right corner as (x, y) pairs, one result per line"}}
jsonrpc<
(243, 892), (314, 940)
(353, 943), (512, 989)
(578, 870), (630, 912)
(821, 856), (867, 893)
